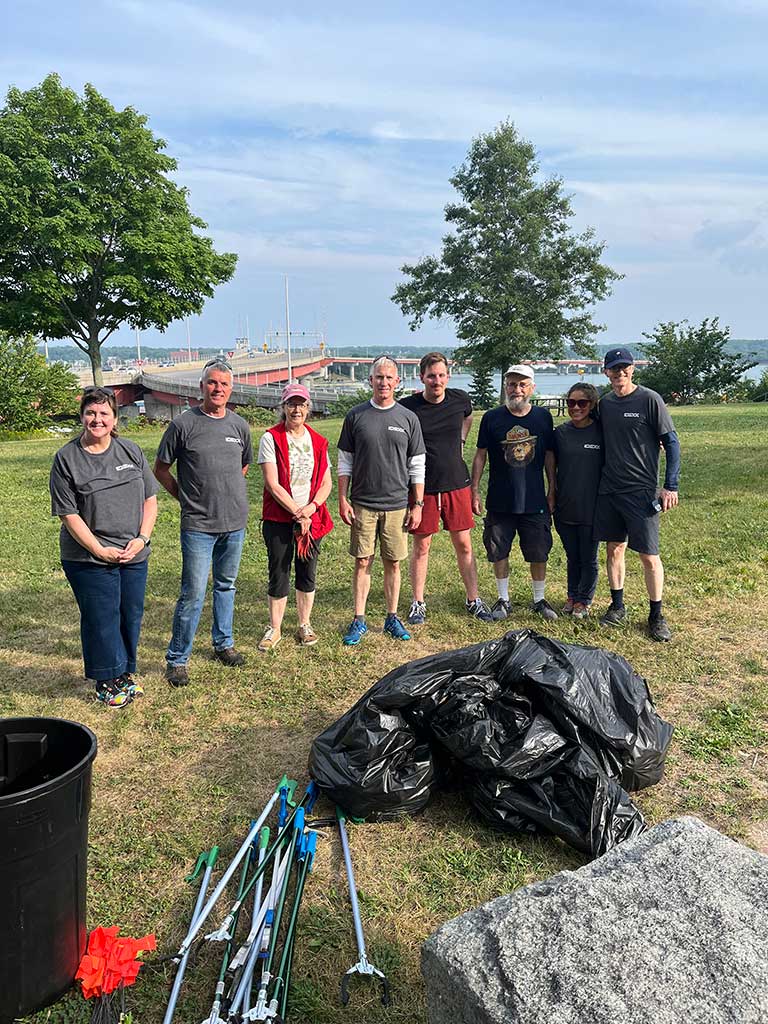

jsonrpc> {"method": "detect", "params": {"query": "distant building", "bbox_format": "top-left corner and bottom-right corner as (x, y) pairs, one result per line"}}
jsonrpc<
(170, 349), (199, 363)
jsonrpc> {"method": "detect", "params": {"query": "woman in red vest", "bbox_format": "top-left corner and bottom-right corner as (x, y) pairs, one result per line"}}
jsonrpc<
(257, 382), (334, 650)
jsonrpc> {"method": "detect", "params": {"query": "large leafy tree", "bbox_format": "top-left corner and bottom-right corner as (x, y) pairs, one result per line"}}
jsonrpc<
(392, 121), (621, 381)
(0, 75), (237, 384)
(638, 318), (757, 403)
(0, 332), (78, 431)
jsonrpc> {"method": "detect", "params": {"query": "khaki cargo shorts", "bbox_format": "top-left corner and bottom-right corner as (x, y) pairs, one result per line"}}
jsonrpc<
(349, 505), (409, 562)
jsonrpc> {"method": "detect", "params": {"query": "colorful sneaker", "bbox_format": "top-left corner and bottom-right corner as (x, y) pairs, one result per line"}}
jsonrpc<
(572, 602), (591, 620)
(531, 599), (558, 621)
(490, 598), (511, 621)
(466, 598), (494, 623)
(95, 679), (133, 708)
(343, 618), (368, 646)
(599, 605), (627, 627)
(258, 627), (282, 652)
(407, 600), (427, 625)
(562, 598), (575, 615)
(384, 614), (411, 641)
(648, 615), (672, 642)
(120, 673), (144, 697)
(296, 623), (318, 647)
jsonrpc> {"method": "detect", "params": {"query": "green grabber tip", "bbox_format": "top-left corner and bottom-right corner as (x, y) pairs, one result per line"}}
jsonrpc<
(285, 779), (298, 807)
(277, 773), (289, 790)
(185, 846), (218, 882)
(259, 827), (270, 849)
(336, 805), (365, 825)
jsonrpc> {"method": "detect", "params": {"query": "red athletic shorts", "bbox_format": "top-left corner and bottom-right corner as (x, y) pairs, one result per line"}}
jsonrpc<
(411, 485), (475, 536)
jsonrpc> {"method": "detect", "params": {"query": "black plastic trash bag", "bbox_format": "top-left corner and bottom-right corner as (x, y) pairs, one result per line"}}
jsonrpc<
(309, 630), (673, 857)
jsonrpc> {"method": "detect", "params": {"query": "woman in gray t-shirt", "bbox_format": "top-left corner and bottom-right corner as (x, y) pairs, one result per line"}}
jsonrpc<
(49, 388), (158, 707)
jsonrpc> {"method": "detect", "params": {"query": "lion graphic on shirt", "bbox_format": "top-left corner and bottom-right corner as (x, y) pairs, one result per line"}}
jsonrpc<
(501, 425), (537, 468)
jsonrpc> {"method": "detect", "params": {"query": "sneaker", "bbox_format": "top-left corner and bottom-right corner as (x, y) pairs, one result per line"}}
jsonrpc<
(490, 598), (511, 621)
(648, 615), (672, 642)
(531, 599), (558, 621)
(214, 647), (245, 667)
(343, 618), (368, 646)
(599, 605), (627, 627)
(95, 679), (133, 708)
(258, 627), (282, 652)
(407, 600), (427, 625)
(384, 614), (411, 641)
(572, 602), (591, 620)
(166, 663), (190, 687)
(562, 598), (575, 616)
(466, 598), (494, 623)
(120, 673), (144, 697)
(296, 624), (317, 647)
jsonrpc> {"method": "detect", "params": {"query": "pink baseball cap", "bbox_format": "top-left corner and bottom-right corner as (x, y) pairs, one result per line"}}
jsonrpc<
(281, 382), (310, 403)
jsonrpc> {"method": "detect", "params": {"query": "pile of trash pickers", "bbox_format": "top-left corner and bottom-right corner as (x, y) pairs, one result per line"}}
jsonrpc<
(161, 628), (674, 1019)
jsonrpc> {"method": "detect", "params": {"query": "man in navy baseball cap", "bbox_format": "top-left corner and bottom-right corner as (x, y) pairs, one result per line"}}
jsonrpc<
(603, 347), (634, 370)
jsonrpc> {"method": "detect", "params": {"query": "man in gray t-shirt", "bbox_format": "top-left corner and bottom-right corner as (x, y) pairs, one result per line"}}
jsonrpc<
(337, 356), (426, 645)
(154, 360), (253, 684)
(594, 347), (681, 642)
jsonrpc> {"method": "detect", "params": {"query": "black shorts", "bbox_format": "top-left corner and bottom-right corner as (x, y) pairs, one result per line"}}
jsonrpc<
(482, 510), (553, 564)
(262, 520), (321, 598)
(593, 490), (660, 555)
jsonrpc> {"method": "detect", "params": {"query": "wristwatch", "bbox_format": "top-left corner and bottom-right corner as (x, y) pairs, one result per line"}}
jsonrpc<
(138, 534), (151, 547)
(413, 500), (425, 507)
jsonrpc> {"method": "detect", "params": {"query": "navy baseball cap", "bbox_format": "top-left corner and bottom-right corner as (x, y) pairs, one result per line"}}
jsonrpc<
(603, 347), (634, 370)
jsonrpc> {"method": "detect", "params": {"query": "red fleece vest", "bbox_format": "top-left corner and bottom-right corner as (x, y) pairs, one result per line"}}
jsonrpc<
(261, 423), (334, 539)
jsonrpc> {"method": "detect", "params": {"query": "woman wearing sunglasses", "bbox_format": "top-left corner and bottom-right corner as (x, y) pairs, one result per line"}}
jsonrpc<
(550, 383), (603, 618)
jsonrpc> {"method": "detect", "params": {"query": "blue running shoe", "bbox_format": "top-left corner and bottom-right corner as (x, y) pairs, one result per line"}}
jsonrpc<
(343, 618), (368, 646)
(384, 614), (411, 641)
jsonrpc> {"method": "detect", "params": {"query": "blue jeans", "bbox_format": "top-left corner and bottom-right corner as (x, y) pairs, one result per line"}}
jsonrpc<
(555, 520), (599, 605)
(62, 559), (149, 682)
(166, 529), (245, 666)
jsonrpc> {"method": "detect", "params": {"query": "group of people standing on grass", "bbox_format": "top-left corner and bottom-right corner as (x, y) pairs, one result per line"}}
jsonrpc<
(49, 346), (679, 707)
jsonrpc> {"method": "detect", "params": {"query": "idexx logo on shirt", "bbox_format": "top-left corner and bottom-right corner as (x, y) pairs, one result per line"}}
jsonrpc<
(387, 425), (406, 434)
(583, 444), (601, 450)
(624, 412), (640, 418)
(115, 464), (135, 472)
(225, 436), (243, 444)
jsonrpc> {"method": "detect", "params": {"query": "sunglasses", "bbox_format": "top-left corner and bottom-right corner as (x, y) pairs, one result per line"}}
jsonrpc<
(567, 398), (591, 409)
(82, 385), (115, 395)
(203, 358), (233, 370)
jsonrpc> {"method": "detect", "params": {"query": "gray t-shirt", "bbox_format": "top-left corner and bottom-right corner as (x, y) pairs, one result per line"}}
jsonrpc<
(553, 420), (603, 525)
(50, 436), (159, 563)
(598, 385), (675, 494)
(156, 408), (253, 532)
(338, 400), (425, 510)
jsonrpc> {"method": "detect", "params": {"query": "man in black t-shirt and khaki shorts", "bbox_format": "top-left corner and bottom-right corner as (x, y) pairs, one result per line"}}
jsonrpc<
(400, 352), (493, 625)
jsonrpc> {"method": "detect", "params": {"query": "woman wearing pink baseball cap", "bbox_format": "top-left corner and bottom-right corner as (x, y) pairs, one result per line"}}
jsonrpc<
(256, 381), (334, 650)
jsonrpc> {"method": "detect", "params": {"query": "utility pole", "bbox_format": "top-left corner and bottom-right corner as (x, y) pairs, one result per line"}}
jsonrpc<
(186, 318), (192, 363)
(135, 328), (141, 364)
(284, 275), (292, 380)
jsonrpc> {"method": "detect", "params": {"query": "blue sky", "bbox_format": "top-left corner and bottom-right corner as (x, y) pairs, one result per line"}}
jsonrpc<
(3, 0), (768, 351)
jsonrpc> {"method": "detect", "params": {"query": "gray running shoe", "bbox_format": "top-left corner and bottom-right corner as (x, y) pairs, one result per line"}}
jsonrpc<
(648, 615), (672, 642)
(531, 599), (558, 621)
(599, 605), (627, 627)
(490, 598), (511, 621)
(407, 600), (427, 625)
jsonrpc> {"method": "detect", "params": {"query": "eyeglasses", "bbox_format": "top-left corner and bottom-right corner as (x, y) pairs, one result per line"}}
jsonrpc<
(505, 381), (531, 390)
(567, 398), (590, 409)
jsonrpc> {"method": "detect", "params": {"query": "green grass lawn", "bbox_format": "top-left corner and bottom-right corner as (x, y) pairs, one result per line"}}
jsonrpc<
(2, 403), (767, 1024)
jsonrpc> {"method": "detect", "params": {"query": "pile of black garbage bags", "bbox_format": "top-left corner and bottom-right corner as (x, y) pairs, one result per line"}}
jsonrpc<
(309, 630), (673, 857)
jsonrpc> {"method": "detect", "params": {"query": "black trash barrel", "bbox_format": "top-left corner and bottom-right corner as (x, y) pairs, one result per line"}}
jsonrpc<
(0, 717), (97, 1022)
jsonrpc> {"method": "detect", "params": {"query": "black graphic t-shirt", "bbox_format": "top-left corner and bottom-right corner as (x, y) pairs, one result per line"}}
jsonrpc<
(477, 404), (554, 515)
(399, 388), (472, 493)
(553, 420), (603, 525)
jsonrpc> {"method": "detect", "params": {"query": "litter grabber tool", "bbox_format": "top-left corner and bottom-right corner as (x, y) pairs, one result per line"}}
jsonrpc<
(273, 830), (318, 1023)
(337, 808), (390, 1007)
(175, 776), (297, 959)
(162, 845), (220, 1024)
(244, 810), (306, 1021)
(200, 831), (254, 1024)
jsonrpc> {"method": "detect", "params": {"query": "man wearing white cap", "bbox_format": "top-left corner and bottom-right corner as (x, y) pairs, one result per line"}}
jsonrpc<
(470, 365), (558, 621)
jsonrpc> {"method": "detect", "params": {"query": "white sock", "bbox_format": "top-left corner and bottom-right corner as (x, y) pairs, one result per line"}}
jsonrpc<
(532, 580), (546, 603)
(496, 577), (509, 601)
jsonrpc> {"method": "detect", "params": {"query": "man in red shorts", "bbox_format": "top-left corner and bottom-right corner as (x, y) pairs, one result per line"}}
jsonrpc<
(400, 352), (493, 625)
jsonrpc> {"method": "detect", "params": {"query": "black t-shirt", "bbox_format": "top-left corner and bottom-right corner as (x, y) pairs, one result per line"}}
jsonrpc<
(598, 385), (675, 494)
(476, 404), (554, 515)
(553, 420), (603, 525)
(399, 388), (472, 493)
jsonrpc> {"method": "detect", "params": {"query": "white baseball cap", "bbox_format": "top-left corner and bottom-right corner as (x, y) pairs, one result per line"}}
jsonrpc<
(505, 364), (535, 381)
